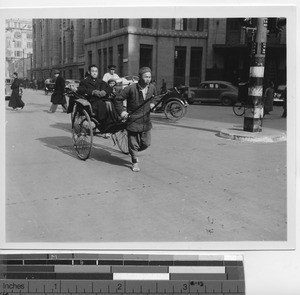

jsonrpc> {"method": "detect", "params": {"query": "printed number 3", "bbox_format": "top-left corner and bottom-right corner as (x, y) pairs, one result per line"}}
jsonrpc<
(183, 284), (188, 291)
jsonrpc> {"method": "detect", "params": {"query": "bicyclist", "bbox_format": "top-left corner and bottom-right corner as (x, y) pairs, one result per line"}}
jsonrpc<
(77, 64), (110, 126)
(115, 67), (157, 172)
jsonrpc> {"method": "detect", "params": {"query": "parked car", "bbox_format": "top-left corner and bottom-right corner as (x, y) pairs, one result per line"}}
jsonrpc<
(187, 80), (238, 106)
(65, 79), (80, 91)
(273, 84), (286, 104)
(5, 77), (23, 101)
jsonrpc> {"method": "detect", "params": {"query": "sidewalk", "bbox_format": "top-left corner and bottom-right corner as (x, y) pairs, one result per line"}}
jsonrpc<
(219, 126), (286, 143)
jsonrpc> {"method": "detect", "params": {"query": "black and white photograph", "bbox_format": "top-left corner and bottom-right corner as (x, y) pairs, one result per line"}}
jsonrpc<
(0, 5), (296, 250)
(0, 1), (299, 294)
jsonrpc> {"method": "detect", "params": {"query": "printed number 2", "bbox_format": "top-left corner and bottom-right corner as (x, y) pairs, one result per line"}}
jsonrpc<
(117, 283), (122, 291)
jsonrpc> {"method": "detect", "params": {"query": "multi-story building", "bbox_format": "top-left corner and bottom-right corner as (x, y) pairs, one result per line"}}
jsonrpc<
(32, 19), (85, 82)
(5, 18), (33, 78)
(84, 18), (208, 89)
(31, 18), (286, 90)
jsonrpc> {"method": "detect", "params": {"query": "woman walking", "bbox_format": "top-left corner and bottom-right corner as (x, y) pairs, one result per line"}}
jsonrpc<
(8, 72), (25, 110)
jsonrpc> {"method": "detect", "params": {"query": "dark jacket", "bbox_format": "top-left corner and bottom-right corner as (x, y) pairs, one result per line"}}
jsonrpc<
(8, 78), (24, 108)
(77, 76), (111, 123)
(115, 82), (157, 132)
(51, 75), (66, 104)
(263, 86), (274, 113)
(77, 76), (109, 102)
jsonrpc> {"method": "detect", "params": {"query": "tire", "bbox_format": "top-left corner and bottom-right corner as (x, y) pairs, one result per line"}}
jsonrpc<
(72, 108), (93, 160)
(233, 102), (245, 116)
(221, 96), (233, 106)
(113, 129), (129, 154)
(164, 100), (186, 121)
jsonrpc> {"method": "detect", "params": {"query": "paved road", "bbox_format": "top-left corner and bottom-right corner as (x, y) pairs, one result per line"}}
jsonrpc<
(5, 89), (287, 245)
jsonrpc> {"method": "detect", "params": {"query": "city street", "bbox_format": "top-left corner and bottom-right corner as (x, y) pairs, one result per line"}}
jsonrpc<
(5, 89), (287, 244)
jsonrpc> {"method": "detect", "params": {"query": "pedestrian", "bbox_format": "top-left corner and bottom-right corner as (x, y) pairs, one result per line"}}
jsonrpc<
(34, 79), (38, 91)
(115, 67), (157, 172)
(263, 81), (274, 116)
(281, 86), (287, 118)
(102, 65), (120, 83)
(49, 70), (67, 113)
(8, 72), (25, 110)
(77, 64), (110, 126)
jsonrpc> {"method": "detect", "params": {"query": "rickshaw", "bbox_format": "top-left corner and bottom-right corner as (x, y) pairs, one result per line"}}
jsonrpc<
(44, 78), (55, 95)
(68, 86), (188, 161)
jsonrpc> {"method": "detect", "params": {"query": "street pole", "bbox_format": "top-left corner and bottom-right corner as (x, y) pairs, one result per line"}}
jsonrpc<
(243, 18), (268, 132)
(23, 49), (25, 79)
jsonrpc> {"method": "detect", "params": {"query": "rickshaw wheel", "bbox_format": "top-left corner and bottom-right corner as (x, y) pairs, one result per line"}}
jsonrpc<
(113, 129), (129, 154)
(72, 108), (93, 160)
(164, 100), (186, 121)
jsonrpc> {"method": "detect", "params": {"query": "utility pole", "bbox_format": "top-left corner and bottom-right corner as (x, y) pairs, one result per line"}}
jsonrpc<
(243, 18), (268, 132)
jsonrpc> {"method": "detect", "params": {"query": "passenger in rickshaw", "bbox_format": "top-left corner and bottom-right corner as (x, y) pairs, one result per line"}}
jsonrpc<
(77, 64), (116, 127)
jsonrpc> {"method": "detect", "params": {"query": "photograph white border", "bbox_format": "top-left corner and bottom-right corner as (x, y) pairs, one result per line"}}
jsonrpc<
(0, 3), (296, 251)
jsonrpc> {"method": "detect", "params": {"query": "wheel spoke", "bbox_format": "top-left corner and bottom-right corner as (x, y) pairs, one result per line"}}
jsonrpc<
(113, 129), (129, 154)
(72, 109), (93, 160)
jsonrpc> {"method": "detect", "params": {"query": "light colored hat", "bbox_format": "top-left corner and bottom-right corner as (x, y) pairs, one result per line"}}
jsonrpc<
(138, 67), (151, 76)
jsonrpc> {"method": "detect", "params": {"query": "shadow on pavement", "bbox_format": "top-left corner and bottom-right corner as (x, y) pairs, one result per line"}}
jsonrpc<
(36, 136), (131, 169)
(49, 122), (72, 133)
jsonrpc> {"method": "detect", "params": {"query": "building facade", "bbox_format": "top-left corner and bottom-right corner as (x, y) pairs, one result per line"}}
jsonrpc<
(5, 18), (33, 78)
(32, 19), (85, 82)
(31, 18), (286, 90)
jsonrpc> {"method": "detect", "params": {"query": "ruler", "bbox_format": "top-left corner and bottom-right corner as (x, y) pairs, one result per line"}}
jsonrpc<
(0, 254), (245, 294)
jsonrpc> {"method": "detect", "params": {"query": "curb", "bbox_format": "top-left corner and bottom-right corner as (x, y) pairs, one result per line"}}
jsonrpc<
(219, 128), (287, 143)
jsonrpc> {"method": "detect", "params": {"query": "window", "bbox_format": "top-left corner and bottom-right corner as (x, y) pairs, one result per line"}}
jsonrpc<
(15, 41), (22, 48)
(227, 18), (243, 30)
(139, 44), (153, 69)
(98, 19), (102, 35)
(119, 19), (124, 28)
(27, 32), (32, 39)
(117, 44), (124, 76)
(89, 21), (92, 37)
(109, 47), (113, 66)
(27, 42), (32, 48)
(103, 48), (107, 72)
(141, 19), (152, 28)
(172, 18), (187, 30)
(88, 50), (92, 66)
(15, 51), (22, 57)
(189, 47), (202, 86)
(197, 19), (204, 31)
(174, 46), (186, 85)
(98, 49), (102, 76)
(103, 20), (108, 34)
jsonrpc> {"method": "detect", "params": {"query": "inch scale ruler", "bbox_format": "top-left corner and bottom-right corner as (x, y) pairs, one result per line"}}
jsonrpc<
(0, 254), (245, 295)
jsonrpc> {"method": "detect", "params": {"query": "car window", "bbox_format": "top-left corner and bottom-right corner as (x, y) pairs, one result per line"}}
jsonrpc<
(218, 83), (227, 89)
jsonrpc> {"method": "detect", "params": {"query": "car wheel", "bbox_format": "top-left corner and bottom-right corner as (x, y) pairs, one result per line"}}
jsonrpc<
(221, 96), (232, 106)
